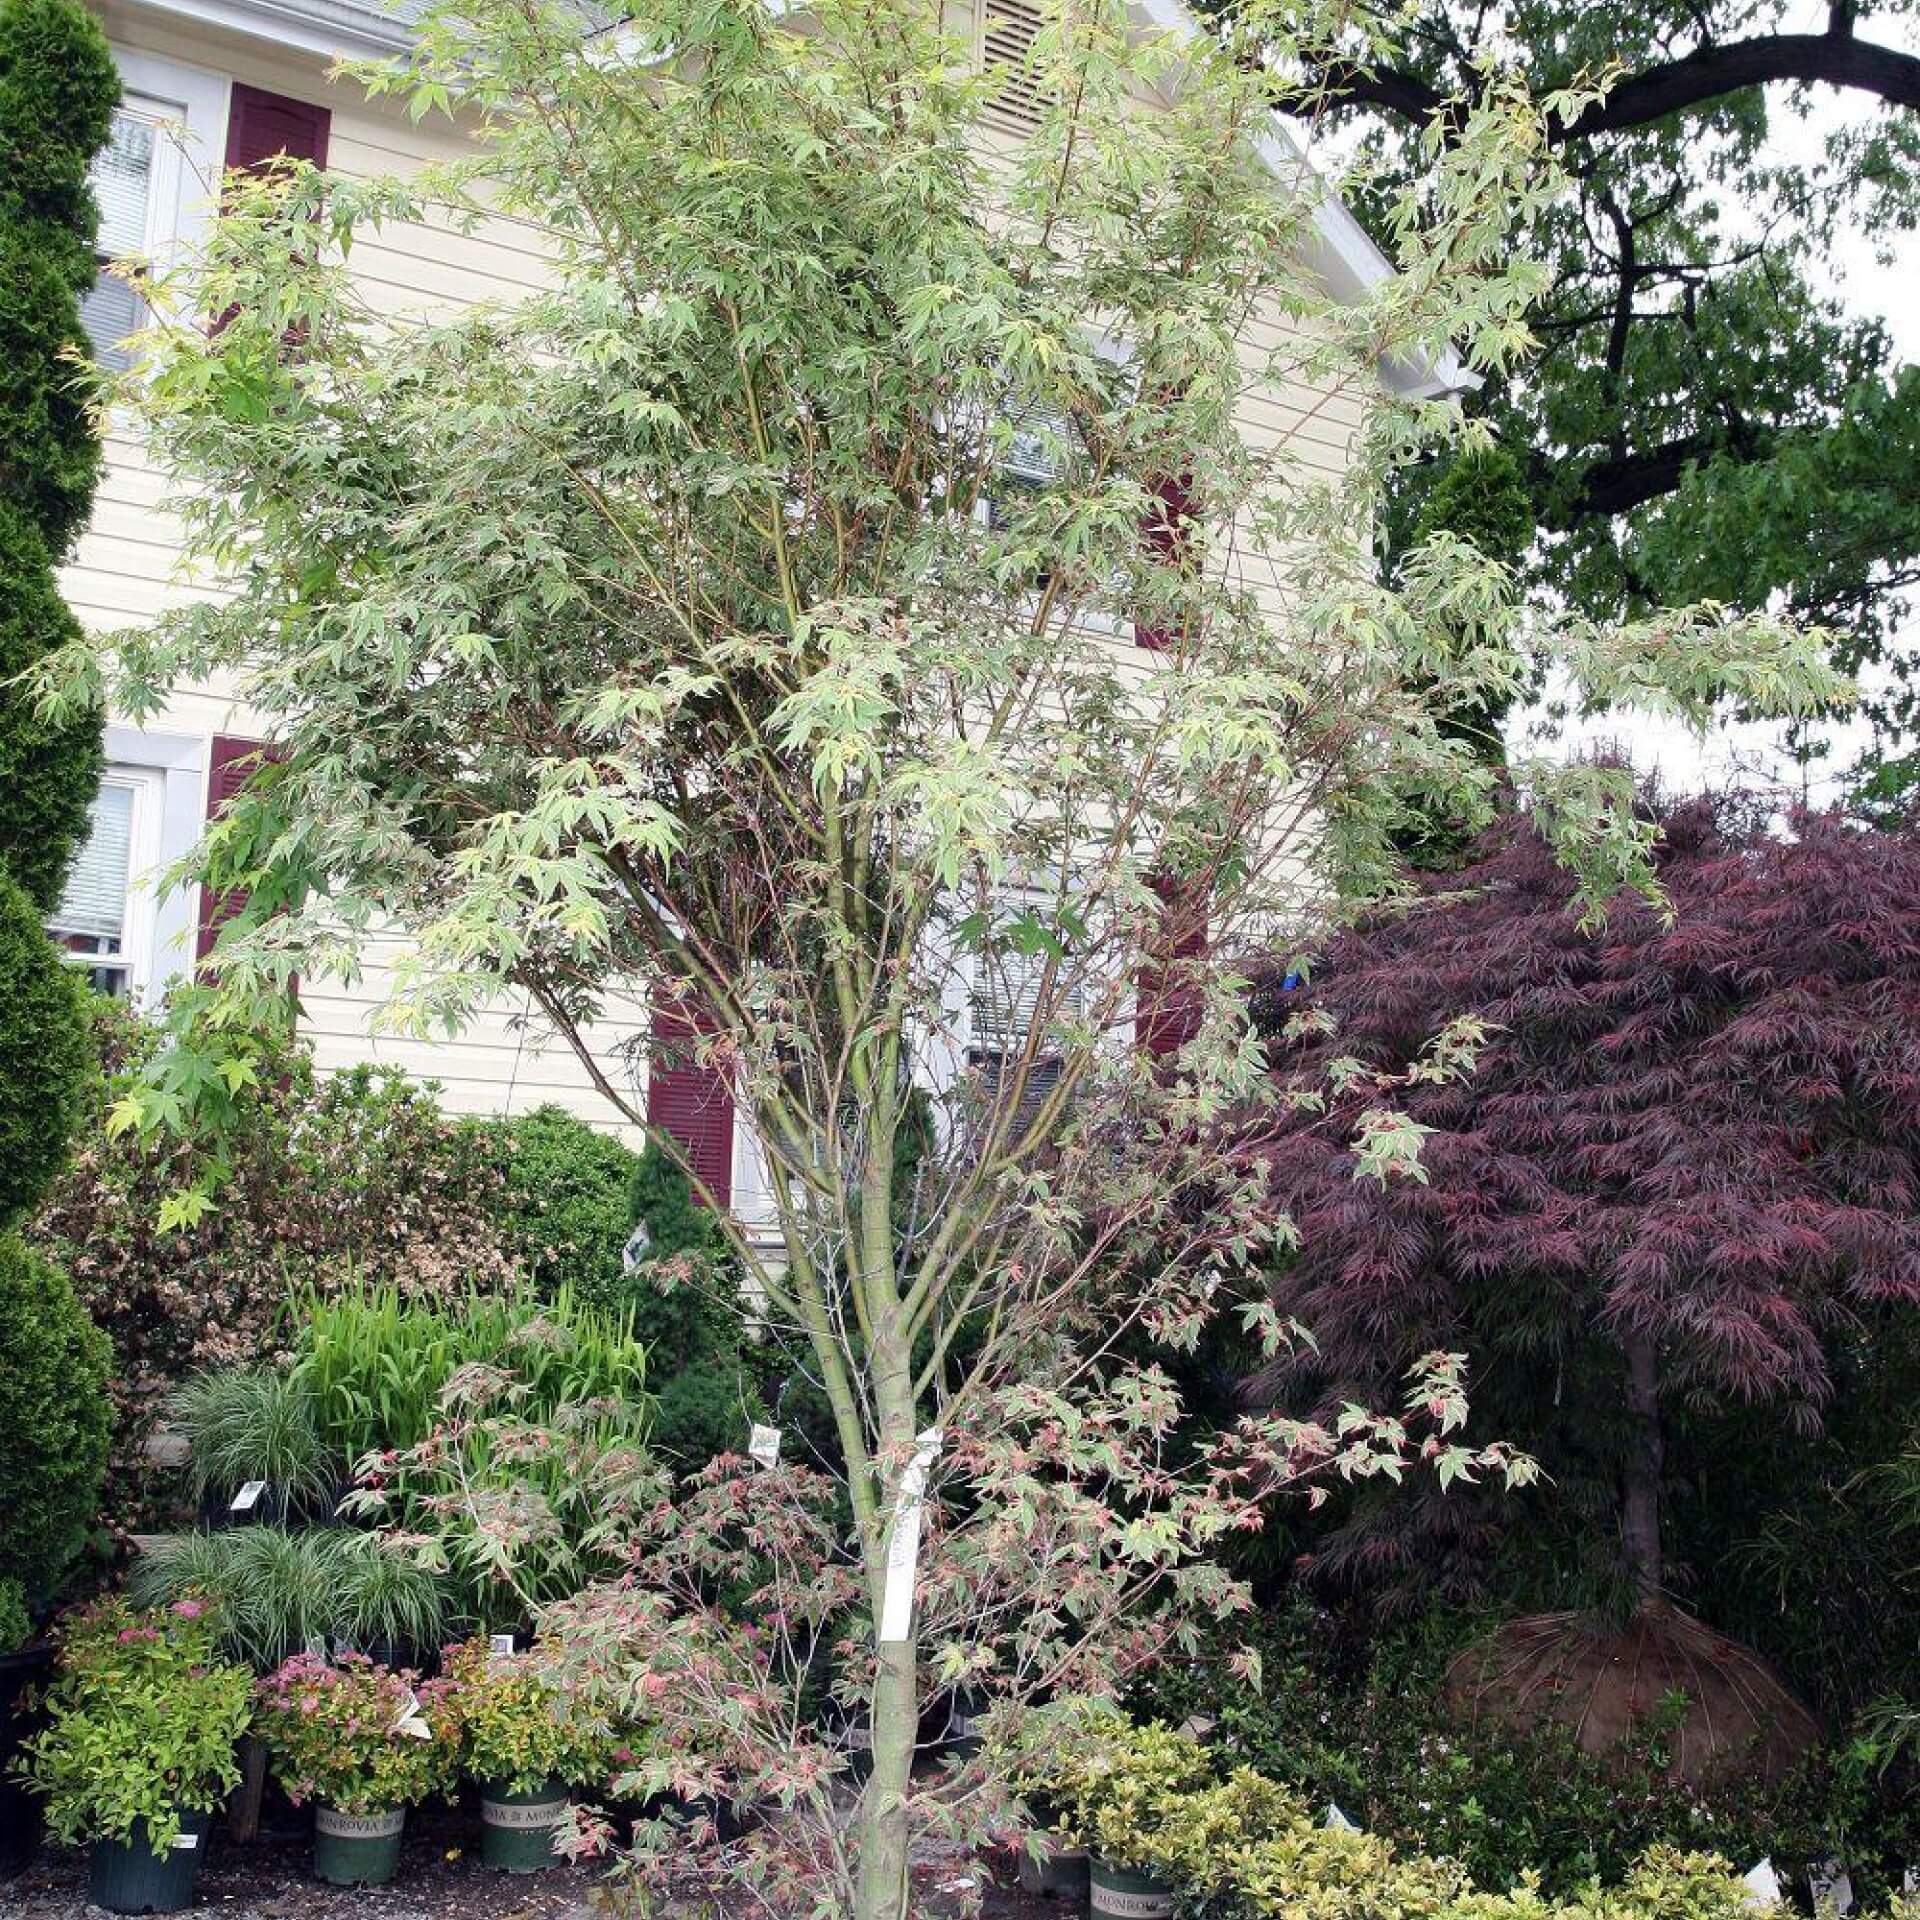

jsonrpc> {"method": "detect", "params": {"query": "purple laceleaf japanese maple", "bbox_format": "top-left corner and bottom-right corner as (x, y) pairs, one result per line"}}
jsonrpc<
(1254, 795), (1920, 1609)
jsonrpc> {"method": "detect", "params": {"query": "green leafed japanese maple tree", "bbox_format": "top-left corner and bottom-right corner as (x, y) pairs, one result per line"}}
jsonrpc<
(49, 0), (1849, 1908)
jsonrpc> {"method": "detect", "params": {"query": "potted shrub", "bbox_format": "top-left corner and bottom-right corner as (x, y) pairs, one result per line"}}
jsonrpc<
(442, 1636), (611, 1872)
(254, 1651), (457, 1885)
(18, 1598), (252, 1913)
(1034, 1712), (1212, 1920)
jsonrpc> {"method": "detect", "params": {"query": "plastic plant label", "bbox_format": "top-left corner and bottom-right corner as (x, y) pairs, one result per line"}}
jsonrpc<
(1743, 1859), (1783, 1909)
(1326, 1802), (1359, 1831)
(304, 1634), (327, 1660)
(1904, 1869), (1919, 1896)
(1809, 1860), (1855, 1915)
(749, 1423), (781, 1468)
(171, 1832), (199, 1851)
(621, 1220), (652, 1274)
(489, 1633), (517, 1662)
(392, 1686), (431, 1738)
(878, 1427), (942, 1643)
(230, 1478), (268, 1512)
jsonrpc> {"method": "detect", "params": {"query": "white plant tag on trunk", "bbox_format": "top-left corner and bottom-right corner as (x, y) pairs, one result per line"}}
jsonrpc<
(1809, 1859), (1855, 1915)
(749, 1423), (782, 1469)
(878, 1427), (943, 1644)
(1743, 1858), (1783, 1908)
(1326, 1802), (1359, 1831)
(230, 1479), (267, 1513)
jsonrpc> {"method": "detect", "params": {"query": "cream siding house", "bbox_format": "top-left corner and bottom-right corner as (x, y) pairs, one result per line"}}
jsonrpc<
(57, 0), (1454, 1235)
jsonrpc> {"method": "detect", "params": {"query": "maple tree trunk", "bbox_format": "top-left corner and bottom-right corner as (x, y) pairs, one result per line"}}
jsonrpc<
(854, 1302), (918, 1920)
(1620, 1330), (1665, 1607)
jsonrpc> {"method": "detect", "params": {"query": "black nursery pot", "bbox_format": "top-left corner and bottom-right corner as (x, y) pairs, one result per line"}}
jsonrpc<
(87, 1810), (213, 1915)
(0, 1643), (53, 1877)
(198, 1480), (288, 1531)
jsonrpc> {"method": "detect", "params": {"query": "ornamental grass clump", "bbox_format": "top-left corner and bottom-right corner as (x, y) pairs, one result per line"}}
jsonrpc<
(253, 1652), (456, 1815)
(20, 1596), (252, 1850)
(441, 1636), (613, 1794)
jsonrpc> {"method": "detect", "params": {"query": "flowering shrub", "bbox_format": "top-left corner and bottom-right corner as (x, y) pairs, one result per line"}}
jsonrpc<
(440, 1636), (615, 1794)
(20, 1597), (252, 1849)
(27, 1006), (518, 1531)
(253, 1652), (456, 1814)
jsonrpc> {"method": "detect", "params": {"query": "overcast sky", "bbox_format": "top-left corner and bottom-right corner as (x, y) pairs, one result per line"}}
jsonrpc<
(1516, 7), (1919, 804)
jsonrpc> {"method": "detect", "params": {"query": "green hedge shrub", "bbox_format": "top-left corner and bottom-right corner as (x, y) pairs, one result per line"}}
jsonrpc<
(493, 1103), (637, 1303)
(484, 1114), (761, 1465)
(1131, 1597), (1920, 1901)
(0, 507), (101, 910)
(0, 1232), (109, 1605)
(1024, 1709), (1908, 1920)
(0, 0), (116, 903)
(0, 871), (91, 1228)
(0, 1576), (30, 1652)
(0, 0), (118, 556)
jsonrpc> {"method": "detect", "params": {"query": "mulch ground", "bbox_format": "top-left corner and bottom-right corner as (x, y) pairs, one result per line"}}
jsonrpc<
(0, 1801), (1056, 1920)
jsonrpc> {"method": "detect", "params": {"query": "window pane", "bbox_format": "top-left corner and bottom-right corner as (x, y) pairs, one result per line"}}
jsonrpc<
(78, 272), (149, 373)
(93, 112), (156, 256)
(51, 784), (135, 945)
(82, 110), (158, 369)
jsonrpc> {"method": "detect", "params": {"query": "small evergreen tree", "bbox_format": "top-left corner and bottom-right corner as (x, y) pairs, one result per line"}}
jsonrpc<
(0, 0), (116, 904)
(625, 1140), (761, 1465)
(0, 1234), (110, 1605)
(0, 0), (118, 1617)
(0, 871), (92, 1227)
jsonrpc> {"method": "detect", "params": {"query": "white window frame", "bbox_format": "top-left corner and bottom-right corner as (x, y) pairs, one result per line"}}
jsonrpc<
(48, 766), (165, 1001)
(82, 48), (231, 369)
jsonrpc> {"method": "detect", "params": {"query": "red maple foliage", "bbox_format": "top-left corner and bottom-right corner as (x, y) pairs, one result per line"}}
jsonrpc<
(1252, 795), (1920, 1604)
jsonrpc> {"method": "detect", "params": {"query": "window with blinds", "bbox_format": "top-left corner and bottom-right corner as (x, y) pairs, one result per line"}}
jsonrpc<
(49, 783), (137, 996)
(79, 106), (163, 371)
(985, 394), (1076, 530)
(965, 900), (1086, 1136)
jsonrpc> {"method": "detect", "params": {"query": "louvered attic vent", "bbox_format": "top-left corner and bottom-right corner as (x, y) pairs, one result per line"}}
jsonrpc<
(976, 0), (1050, 133)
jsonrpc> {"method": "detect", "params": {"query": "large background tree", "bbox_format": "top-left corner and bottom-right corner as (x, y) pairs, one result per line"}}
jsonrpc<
(58, 0), (1844, 1907)
(1272, 0), (1920, 783)
(1252, 795), (1920, 1777)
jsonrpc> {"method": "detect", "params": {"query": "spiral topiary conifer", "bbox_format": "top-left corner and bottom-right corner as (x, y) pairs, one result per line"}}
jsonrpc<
(0, 0), (116, 905)
(0, 0), (118, 1619)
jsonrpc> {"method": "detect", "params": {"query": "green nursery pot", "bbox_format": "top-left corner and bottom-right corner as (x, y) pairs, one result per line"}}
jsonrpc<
(478, 1777), (570, 1872)
(1088, 1855), (1176, 1919)
(87, 1811), (212, 1915)
(313, 1805), (405, 1886)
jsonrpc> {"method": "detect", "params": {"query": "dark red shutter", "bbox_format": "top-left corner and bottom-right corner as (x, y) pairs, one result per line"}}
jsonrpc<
(224, 83), (331, 174)
(647, 997), (735, 1209)
(1135, 471), (1195, 651)
(1135, 871), (1207, 1056)
(197, 733), (265, 963)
